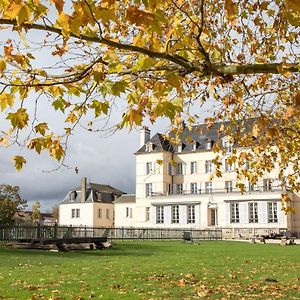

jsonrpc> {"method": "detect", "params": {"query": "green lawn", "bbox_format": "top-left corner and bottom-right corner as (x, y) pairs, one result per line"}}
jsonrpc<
(0, 241), (299, 299)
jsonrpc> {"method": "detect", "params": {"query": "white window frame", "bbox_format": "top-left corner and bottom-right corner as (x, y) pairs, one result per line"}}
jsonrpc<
(268, 202), (278, 223)
(98, 208), (102, 218)
(225, 181), (233, 193)
(146, 183), (153, 197)
(190, 183), (197, 194)
(230, 203), (239, 223)
(223, 140), (233, 154)
(176, 184), (183, 194)
(146, 162), (153, 175)
(76, 208), (80, 218)
(187, 205), (195, 224)
(205, 182), (212, 194)
(224, 159), (234, 172)
(263, 179), (272, 191)
(205, 160), (212, 173)
(248, 202), (258, 223)
(190, 161), (197, 174)
(71, 209), (75, 218)
(156, 206), (164, 224)
(177, 162), (183, 175)
(171, 205), (179, 223)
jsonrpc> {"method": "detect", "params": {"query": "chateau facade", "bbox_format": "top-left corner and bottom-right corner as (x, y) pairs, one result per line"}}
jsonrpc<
(115, 122), (300, 237)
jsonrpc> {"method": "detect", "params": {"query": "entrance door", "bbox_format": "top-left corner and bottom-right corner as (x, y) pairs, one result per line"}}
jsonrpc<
(210, 209), (217, 226)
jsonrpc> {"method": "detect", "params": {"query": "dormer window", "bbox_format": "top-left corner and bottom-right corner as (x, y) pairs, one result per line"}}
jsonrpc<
(70, 191), (77, 202)
(192, 141), (198, 151)
(223, 139), (233, 154)
(145, 143), (153, 152)
(206, 140), (213, 150)
(178, 143), (183, 152)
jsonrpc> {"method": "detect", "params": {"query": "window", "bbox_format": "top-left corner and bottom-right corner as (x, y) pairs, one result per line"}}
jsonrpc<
(223, 140), (233, 154)
(156, 206), (164, 224)
(125, 207), (132, 218)
(98, 208), (102, 218)
(191, 183), (197, 194)
(263, 179), (272, 191)
(171, 205), (179, 223)
(145, 207), (150, 221)
(225, 159), (234, 172)
(205, 182), (212, 194)
(187, 205), (195, 223)
(249, 203), (258, 223)
(225, 181), (233, 193)
(178, 144), (182, 152)
(168, 163), (174, 175)
(230, 203), (239, 223)
(190, 161), (197, 174)
(192, 141), (197, 151)
(177, 162), (183, 175)
(71, 209), (75, 218)
(176, 184), (183, 194)
(76, 209), (80, 218)
(146, 162), (153, 175)
(145, 143), (153, 152)
(206, 140), (212, 150)
(205, 160), (212, 173)
(248, 182), (256, 191)
(106, 209), (110, 219)
(268, 202), (278, 223)
(146, 183), (152, 197)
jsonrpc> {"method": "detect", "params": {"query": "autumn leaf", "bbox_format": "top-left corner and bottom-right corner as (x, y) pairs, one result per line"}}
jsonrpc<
(285, 0), (300, 12)
(225, 0), (238, 22)
(12, 155), (26, 171)
(51, 0), (64, 14)
(6, 108), (29, 129)
(126, 6), (154, 27)
(34, 122), (49, 136)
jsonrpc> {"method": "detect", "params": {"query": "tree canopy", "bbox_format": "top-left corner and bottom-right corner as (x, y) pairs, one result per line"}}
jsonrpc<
(0, 0), (299, 204)
(0, 184), (27, 225)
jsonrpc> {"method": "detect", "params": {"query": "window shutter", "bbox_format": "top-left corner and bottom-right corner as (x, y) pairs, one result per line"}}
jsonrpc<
(277, 202), (284, 224)
(258, 202), (267, 224)
(183, 163), (186, 175)
(225, 203), (230, 224)
(239, 202), (248, 224)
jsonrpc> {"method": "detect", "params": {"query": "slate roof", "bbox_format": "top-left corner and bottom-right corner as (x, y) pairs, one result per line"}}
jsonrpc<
(136, 119), (257, 154)
(74, 183), (125, 195)
(61, 182), (126, 204)
(114, 194), (136, 204)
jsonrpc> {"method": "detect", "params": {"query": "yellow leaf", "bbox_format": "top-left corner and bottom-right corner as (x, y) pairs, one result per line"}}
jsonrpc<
(225, 0), (238, 22)
(51, 0), (64, 14)
(0, 59), (6, 73)
(12, 155), (26, 171)
(34, 122), (49, 136)
(65, 111), (78, 123)
(285, 0), (300, 12)
(17, 5), (29, 26)
(4, 1), (23, 19)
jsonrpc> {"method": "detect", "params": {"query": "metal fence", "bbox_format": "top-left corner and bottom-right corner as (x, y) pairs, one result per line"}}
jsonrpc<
(0, 224), (222, 242)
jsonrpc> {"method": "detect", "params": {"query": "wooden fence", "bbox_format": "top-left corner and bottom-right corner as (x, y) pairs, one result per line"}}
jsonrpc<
(0, 224), (222, 242)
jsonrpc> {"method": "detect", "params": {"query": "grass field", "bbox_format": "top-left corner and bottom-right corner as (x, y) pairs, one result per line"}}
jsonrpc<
(0, 241), (299, 299)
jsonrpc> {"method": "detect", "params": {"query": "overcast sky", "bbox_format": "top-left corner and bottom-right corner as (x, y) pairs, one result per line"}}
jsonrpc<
(0, 22), (213, 213)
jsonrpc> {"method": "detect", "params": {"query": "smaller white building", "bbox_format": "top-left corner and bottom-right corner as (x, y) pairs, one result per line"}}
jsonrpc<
(59, 178), (125, 227)
(114, 194), (136, 227)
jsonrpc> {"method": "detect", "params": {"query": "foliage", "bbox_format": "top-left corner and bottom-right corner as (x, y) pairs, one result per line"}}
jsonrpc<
(0, 241), (300, 299)
(0, 184), (26, 225)
(0, 1), (299, 197)
(52, 205), (59, 221)
(31, 201), (41, 224)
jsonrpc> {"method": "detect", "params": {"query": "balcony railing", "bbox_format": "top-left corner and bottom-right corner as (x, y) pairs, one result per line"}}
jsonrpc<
(150, 186), (284, 197)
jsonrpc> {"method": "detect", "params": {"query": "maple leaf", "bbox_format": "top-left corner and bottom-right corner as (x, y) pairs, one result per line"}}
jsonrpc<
(126, 6), (154, 27)
(12, 155), (26, 171)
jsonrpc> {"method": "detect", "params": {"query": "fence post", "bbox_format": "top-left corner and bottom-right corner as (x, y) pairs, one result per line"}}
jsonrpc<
(37, 223), (41, 239)
(54, 222), (58, 239)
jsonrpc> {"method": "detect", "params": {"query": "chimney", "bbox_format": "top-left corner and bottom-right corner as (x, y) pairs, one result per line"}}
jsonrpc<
(140, 126), (150, 148)
(81, 177), (87, 203)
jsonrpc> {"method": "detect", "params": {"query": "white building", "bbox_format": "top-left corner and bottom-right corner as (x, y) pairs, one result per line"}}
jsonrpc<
(115, 123), (300, 238)
(59, 178), (125, 227)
